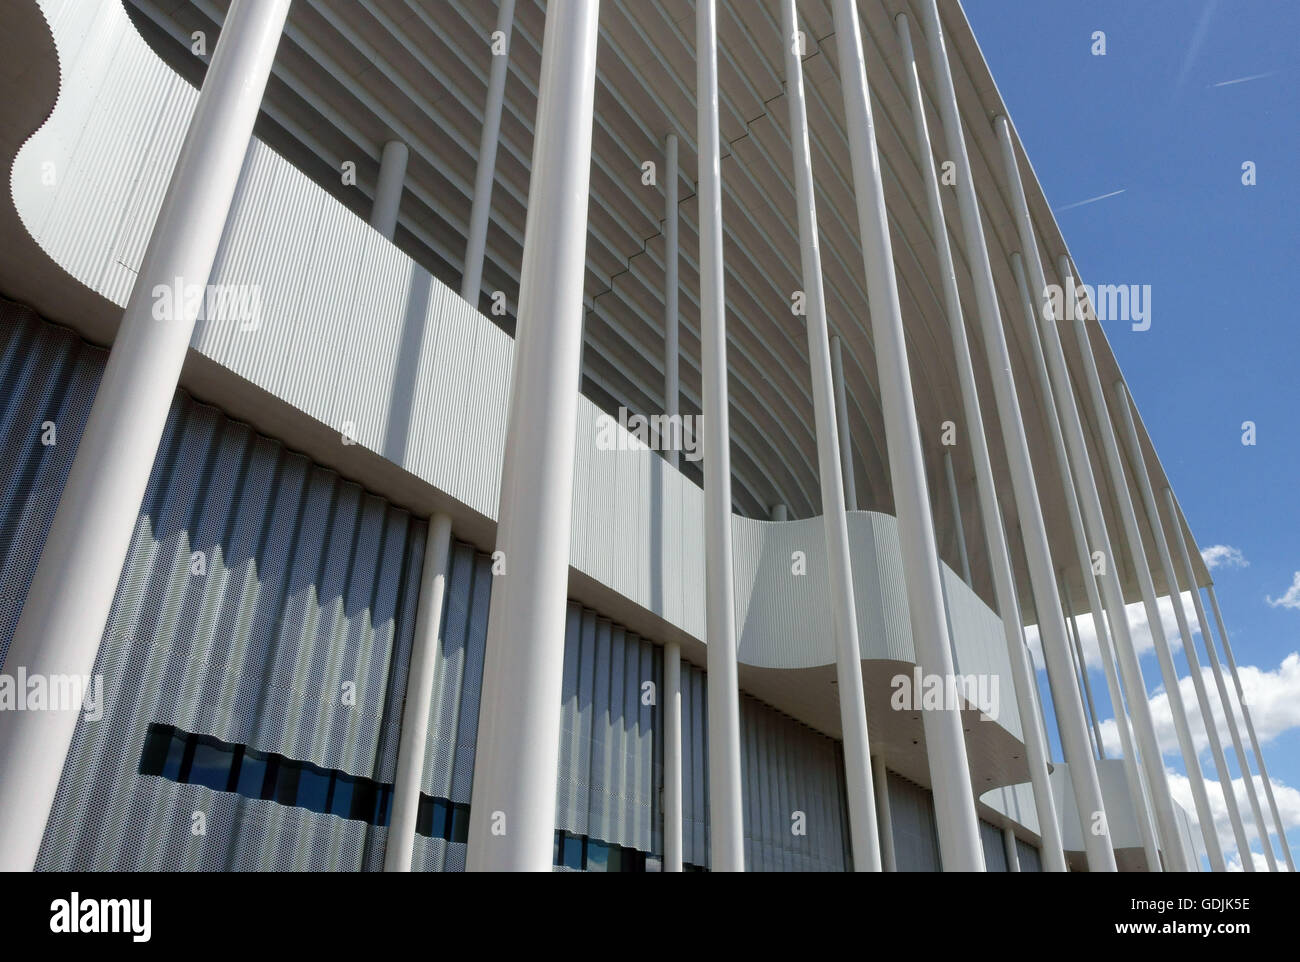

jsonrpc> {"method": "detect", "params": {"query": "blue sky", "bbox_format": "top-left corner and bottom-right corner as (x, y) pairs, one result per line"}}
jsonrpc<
(963, 0), (1299, 869)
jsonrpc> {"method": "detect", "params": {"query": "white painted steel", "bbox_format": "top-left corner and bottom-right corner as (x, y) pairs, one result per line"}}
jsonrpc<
(464, 0), (600, 871)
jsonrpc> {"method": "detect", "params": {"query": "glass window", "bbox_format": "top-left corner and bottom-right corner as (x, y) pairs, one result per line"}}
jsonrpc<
(562, 833), (584, 870)
(139, 724), (176, 777)
(187, 736), (236, 793)
(274, 758), (301, 806)
(348, 779), (377, 823)
(235, 748), (268, 799)
(429, 799), (451, 840)
(449, 803), (470, 844)
(295, 762), (331, 814)
(330, 773), (356, 819)
(586, 840), (610, 872)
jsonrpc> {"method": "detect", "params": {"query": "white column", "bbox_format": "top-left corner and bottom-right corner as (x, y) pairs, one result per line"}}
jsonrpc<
(1009, 253), (1163, 872)
(1003, 826), (1021, 872)
(1108, 377), (1252, 866)
(0, 0), (291, 873)
(830, 335), (859, 510)
(896, 11), (1065, 872)
(918, 0), (1108, 870)
(1060, 575), (1104, 759)
(1208, 586), (1297, 871)
(663, 640), (683, 872)
(661, 131), (684, 873)
(835, 0), (982, 871)
(696, 0), (744, 872)
(781, 0), (880, 872)
(1050, 251), (1223, 870)
(993, 112), (1175, 870)
(461, 0), (517, 306)
(384, 513), (453, 871)
(664, 132), (680, 470)
(369, 140), (408, 240)
(871, 754), (897, 871)
(464, 0), (599, 871)
(942, 451), (972, 585)
(1159, 486), (1275, 871)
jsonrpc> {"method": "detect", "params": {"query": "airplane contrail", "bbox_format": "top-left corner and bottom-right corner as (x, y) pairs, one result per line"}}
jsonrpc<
(1211, 71), (1274, 87)
(1055, 189), (1126, 213)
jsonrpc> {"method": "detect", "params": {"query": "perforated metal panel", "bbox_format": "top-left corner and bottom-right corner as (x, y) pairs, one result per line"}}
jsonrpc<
(979, 818), (1009, 872)
(679, 665), (852, 872)
(0, 304), (425, 871)
(887, 770), (943, 872)
(1016, 837), (1043, 872)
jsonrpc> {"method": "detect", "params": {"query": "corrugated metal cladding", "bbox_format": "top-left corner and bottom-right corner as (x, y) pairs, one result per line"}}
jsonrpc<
(887, 771), (943, 872)
(679, 660), (853, 872)
(1017, 837), (1044, 872)
(979, 818), (1010, 872)
(2, 304), (425, 870)
(3, 307), (977, 872)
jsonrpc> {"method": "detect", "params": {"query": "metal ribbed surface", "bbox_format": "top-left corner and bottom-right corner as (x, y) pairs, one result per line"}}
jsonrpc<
(1016, 837), (1043, 872)
(887, 770), (943, 872)
(979, 818), (1009, 872)
(679, 663), (851, 872)
(0, 304), (425, 871)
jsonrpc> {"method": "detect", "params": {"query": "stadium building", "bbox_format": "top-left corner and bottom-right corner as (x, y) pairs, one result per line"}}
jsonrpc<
(0, 0), (1291, 872)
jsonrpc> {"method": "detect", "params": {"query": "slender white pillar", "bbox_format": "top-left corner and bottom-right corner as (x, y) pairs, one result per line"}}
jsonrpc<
(781, 0), (880, 872)
(664, 132), (680, 470)
(461, 0), (517, 306)
(942, 451), (972, 585)
(1009, 253), (1162, 872)
(918, 0), (1109, 871)
(835, 0), (982, 871)
(1159, 487), (1275, 871)
(830, 335), (859, 510)
(464, 0), (599, 872)
(994, 112), (1176, 870)
(896, 11), (1065, 872)
(1060, 575), (1104, 759)
(1107, 377), (1252, 866)
(871, 755), (897, 871)
(1061, 585), (1096, 759)
(385, 513), (453, 871)
(661, 132), (684, 873)
(1051, 252), (1223, 870)
(1003, 826), (1021, 872)
(1208, 586), (1297, 871)
(369, 140), (408, 240)
(697, 0), (744, 872)
(0, 0), (291, 873)
(663, 640), (684, 872)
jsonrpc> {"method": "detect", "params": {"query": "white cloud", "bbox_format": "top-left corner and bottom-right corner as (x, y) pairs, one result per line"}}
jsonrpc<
(1266, 572), (1300, 610)
(1088, 652), (1300, 869)
(1167, 769), (1299, 871)
(1024, 592), (1201, 676)
(1201, 544), (1248, 570)
(1095, 653), (1300, 758)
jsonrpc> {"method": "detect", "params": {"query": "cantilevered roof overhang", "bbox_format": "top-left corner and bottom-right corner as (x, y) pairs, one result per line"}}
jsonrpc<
(114, 0), (1213, 619)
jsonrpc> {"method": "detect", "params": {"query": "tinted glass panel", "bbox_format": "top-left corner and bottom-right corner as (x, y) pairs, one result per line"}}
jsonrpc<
(235, 749), (268, 799)
(188, 738), (236, 793)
